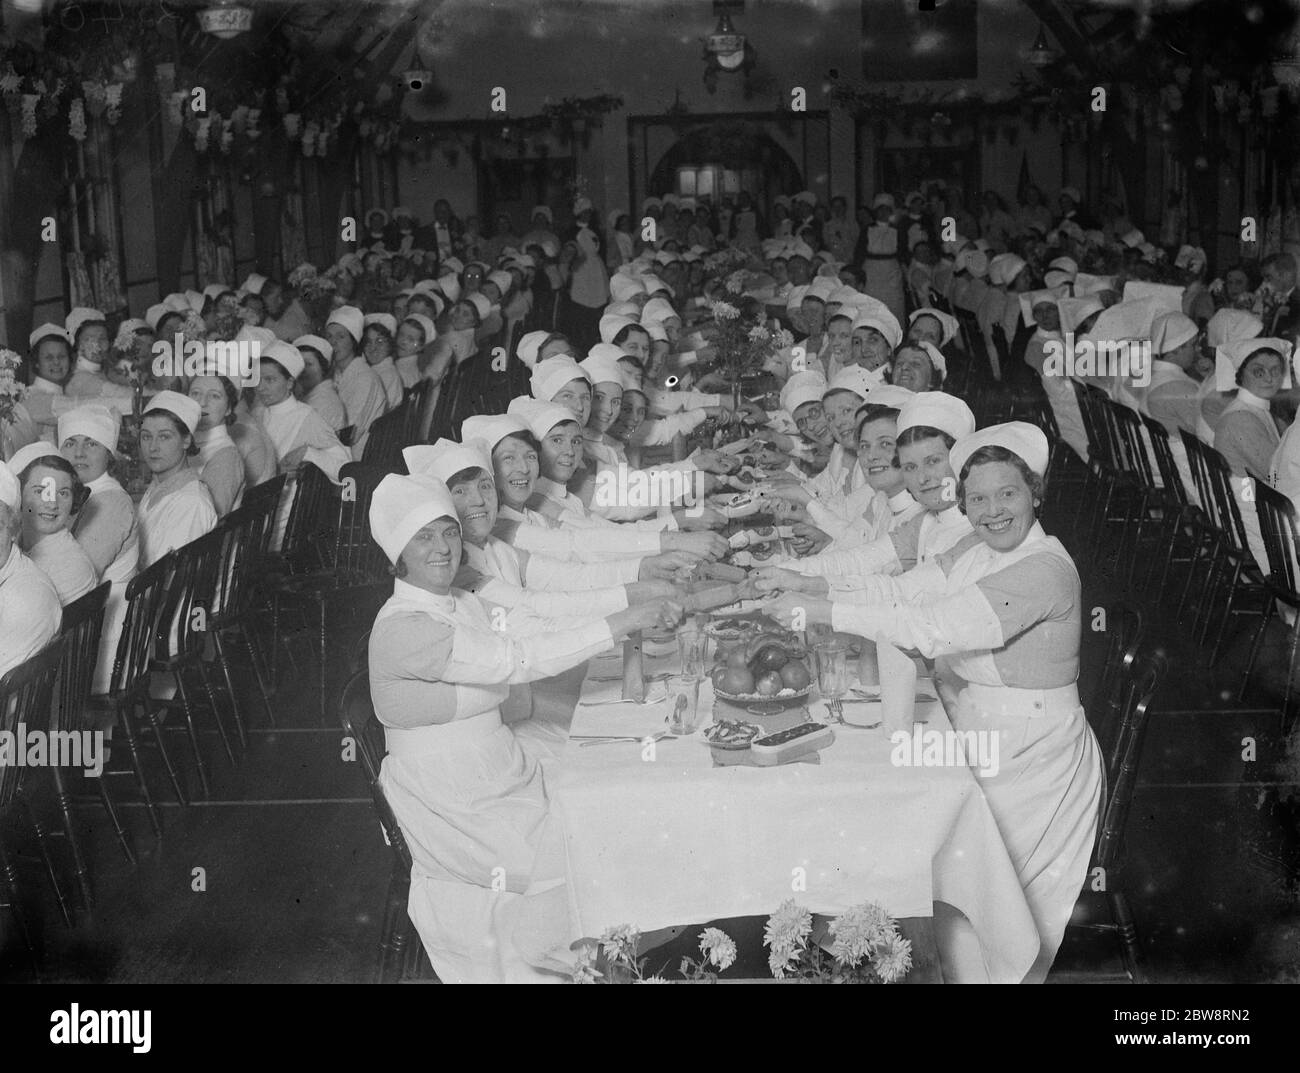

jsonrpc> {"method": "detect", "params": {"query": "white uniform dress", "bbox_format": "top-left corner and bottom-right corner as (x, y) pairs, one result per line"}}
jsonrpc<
(829, 523), (1103, 982)
(369, 579), (615, 983)
(27, 528), (98, 606)
(74, 472), (139, 692)
(136, 467), (218, 568)
(789, 504), (974, 587)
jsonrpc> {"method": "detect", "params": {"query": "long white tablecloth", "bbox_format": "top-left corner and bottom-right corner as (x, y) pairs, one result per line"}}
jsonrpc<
(516, 639), (1041, 983)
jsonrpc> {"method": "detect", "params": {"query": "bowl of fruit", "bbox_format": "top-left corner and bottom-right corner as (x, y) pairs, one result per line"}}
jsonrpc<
(709, 632), (813, 712)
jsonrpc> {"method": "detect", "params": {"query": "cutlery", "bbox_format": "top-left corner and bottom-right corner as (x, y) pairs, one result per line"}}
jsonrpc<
(590, 672), (670, 683)
(579, 732), (677, 748)
(577, 693), (666, 707)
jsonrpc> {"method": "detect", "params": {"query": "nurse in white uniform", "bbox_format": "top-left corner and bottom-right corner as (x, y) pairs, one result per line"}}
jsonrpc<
(756, 391), (977, 592)
(135, 391), (218, 568)
(6, 441), (99, 605)
(765, 423), (1104, 983)
(60, 404), (138, 693)
(367, 473), (682, 982)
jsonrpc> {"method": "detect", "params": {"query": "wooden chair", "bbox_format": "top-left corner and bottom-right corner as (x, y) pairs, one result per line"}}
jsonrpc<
(88, 552), (186, 817)
(402, 379), (433, 450)
(0, 640), (66, 974)
(274, 463), (393, 723)
(278, 463), (335, 576)
(151, 530), (234, 798)
(1137, 415), (1207, 607)
(1082, 601), (1145, 731)
(1242, 482), (1300, 731)
(214, 474), (286, 729)
(49, 582), (132, 915)
(1067, 651), (1166, 983)
(1179, 432), (1271, 665)
(361, 403), (408, 473)
(338, 669), (437, 983)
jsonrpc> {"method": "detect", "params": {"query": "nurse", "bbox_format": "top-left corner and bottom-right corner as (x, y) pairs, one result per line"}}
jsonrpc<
(188, 373), (246, 516)
(367, 473), (682, 982)
(60, 404), (139, 692)
(765, 422), (1104, 983)
(1212, 338), (1291, 482)
(890, 342), (947, 392)
(135, 391), (218, 568)
(754, 391), (976, 592)
(6, 441), (99, 605)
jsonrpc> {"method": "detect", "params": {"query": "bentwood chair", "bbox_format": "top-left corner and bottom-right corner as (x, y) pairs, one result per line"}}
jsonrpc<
(151, 530), (233, 798)
(1066, 650), (1166, 983)
(0, 640), (66, 975)
(338, 669), (437, 983)
(87, 551), (186, 817)
(1137, 416), (1208, 608)
(1179, 433), (1272, 667)
(211, 474), (286, 730)
(1242, 482), (1300, 732)
(48, 582), (132, 915)
(362, 404), (408, 474)
(274, 464), (393, 723)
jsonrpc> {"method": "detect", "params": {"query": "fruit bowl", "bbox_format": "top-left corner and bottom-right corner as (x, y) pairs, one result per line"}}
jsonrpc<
(713, 685), (812, 713)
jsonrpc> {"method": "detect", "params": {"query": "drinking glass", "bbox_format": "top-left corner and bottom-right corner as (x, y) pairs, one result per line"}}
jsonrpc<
(665, 674), (704, 735)
(814, 641), (850, 723)
(678, 625), (709, 678)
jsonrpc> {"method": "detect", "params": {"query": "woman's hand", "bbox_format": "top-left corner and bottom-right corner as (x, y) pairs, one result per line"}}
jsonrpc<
(638, 550), (704, 581)
(625, 579), (679, 602)
(672, 506), (727, 531)
(280, 445), (308, 473)
(611, 597), (685, 639)
(762, 591), (833, 631)
(664, 530), (728, 560)
(757, 480), (811, 506)
(693, 449), (738, 474)
(790, 522), (831, 556)
(750, 566), (827, 596)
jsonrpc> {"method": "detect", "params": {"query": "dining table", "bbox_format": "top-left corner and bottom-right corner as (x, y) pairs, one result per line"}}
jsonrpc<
(515, 617), (1043, 983)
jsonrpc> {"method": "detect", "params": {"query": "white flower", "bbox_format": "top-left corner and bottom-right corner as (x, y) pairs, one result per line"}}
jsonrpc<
(710, 300), (740, 320)
(871, 931), (913, 983)
(634, 975), (670, 983)
(763, 899), (812, 979)
(698, 927), (737, 971)
(598, 923), (639, 963)
(828, 902), (893, 967)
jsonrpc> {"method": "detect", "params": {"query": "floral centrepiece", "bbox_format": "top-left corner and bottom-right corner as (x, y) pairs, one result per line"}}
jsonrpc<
(0, 348), (28, 424)
(572, 900), (910, 983)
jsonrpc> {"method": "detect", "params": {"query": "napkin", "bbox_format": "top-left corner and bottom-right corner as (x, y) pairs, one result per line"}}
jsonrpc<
(877, 636), (917, 734)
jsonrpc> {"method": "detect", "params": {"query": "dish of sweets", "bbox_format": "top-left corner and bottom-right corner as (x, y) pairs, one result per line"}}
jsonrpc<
(703, 720), (761, 750)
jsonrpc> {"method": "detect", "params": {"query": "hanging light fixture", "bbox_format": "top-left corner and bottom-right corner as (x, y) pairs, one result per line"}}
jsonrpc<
(1025, 23), (1057, 69)
(199, 2), (255, 40)
(706, 4), (747, 72)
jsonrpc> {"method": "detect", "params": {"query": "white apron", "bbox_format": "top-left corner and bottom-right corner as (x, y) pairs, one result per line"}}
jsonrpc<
(935, 531), (1103, 983)
(862, 224), (906, 325)
(373, 591), (554, 984)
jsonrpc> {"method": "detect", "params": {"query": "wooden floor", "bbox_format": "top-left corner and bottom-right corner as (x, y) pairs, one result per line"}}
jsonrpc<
(3, 441), (1300, 984)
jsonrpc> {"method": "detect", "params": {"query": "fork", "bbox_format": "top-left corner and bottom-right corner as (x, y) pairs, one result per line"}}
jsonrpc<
(579, 731), (677, 748)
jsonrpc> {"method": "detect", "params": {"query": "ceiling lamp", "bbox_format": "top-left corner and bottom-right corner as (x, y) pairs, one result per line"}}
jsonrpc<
(705, 6), (747, 72)
(199, 3), (254, 40)
(1025, 23), (1057, 69)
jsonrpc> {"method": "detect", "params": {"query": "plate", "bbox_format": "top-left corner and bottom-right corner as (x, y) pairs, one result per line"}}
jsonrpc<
(708, 598), (768, 616)
(703, 720), (761, 750)
(705, 617), (763, 640)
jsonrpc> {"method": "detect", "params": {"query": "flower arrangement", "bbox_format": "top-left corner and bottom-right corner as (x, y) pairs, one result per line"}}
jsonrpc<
(572, 924), (738, 984)
(0, 348), (27, 423)
(573, 900), (910, 983)
(765, 899), (913, 983)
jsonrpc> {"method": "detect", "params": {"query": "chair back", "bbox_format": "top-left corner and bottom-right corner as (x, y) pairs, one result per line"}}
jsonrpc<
(1254, 481), (1300, 605)
(53, 582), (110, 734)
(157, 529), (224, 662)
(402, 380), (432, 449)
(330, 463), (391, 581)
(0, 640), (65, 809)
(1179, 431), (1249, 553)
(361, 404), (408, 473)
(1139, 415), (1189, 508)
(1084, 601), (1145, 758)
(338, 669), (412, 873)
(281, 463), (334, 573)
(109, 551), (175, 696)
(1095, 652), (1165, 870)
(1105, 398), (1157, 490)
